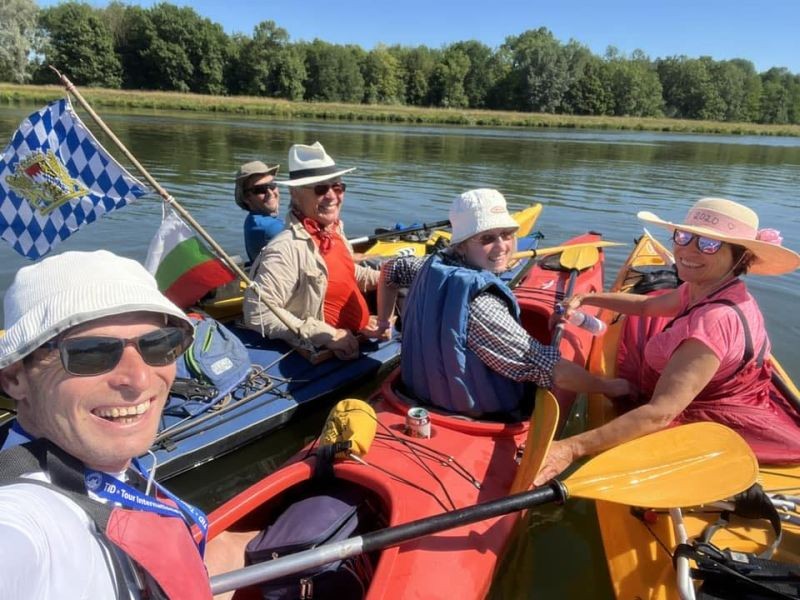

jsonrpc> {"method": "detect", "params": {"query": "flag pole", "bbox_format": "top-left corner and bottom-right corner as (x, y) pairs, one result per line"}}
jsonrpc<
(51, 69), (316, 352)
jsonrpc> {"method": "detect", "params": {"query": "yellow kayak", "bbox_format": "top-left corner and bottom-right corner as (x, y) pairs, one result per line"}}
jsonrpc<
(587, 230), (800, 599)
(199, 203), (543, 321)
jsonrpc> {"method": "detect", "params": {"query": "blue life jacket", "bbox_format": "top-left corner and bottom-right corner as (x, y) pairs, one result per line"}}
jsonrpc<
(401, 253), (527, 417)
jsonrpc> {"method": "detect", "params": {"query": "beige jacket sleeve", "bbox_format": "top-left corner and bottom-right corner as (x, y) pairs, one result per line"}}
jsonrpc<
(243, 229), (338, 347)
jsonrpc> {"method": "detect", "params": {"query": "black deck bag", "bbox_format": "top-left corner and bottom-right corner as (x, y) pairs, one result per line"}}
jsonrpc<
(245, 485), (372, 600)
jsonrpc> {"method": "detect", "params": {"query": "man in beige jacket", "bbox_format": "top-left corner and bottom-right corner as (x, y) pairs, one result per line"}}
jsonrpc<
(243, 142), (380, 360)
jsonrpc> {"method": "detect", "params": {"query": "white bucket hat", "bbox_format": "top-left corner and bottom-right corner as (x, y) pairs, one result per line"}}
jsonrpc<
(0, 250), (193, 368)
(638, 197), (800, 276)
(281, 142), (355, 187)
(449, 189), (520, 245)
(234, 160), (279, 210)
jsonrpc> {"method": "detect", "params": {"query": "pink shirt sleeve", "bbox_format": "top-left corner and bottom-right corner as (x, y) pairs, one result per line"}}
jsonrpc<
(644, 282), (768, 384)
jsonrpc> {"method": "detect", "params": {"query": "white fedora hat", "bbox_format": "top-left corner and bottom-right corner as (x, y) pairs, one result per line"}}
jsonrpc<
(638, 197), (800, 276)
(450, 189), (520, 245)
(0, 250), (193, 368)
(280, 142), (355, 187)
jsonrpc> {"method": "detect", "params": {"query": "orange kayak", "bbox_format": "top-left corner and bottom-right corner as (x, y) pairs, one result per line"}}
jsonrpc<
(588, 230), (800, 599)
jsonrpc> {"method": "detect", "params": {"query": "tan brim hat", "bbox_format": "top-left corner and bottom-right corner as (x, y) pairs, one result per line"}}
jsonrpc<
(235, 161), (279, 209)
(638, 207), (800, 276)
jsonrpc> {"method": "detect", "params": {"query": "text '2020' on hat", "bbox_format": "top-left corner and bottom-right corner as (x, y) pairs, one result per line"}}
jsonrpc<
(638, 197), (800, 276)
(281, 142), (356, 187)
(0, 250), (193, 368)
(449, 189), (520, 245)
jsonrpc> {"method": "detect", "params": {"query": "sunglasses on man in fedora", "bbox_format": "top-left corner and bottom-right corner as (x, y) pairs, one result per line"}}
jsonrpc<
(246, 182), (278, 195)
(304, 182), (347, 196)
(672, 229), (724, 255)
(43, 327), (192, 377)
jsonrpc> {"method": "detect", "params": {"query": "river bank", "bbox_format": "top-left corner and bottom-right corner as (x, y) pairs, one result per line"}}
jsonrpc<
(2, 83), (800, 137)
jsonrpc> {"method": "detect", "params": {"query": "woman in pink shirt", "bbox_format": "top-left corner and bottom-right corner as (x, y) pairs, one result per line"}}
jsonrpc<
(535, 197), (800, 484)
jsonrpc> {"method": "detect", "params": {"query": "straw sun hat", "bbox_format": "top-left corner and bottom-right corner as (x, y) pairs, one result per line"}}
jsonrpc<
(638, 197), (800, 276)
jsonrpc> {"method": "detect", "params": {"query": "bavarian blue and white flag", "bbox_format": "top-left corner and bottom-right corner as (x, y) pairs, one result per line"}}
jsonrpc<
(0, 98), (148, 259)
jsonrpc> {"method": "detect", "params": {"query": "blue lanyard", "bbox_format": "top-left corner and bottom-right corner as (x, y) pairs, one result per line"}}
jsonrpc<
(9, 424), (208, 556)
(87, 460), (208, 557)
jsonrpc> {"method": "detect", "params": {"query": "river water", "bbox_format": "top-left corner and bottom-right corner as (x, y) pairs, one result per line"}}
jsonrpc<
(1, 103), (799, 597)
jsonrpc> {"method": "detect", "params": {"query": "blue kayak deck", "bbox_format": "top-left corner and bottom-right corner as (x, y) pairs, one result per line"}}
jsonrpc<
(141, 329), (402, 480)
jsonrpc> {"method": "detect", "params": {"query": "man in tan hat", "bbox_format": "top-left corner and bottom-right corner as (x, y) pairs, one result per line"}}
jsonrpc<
(535, 197), (800, 486)
(0, 250), (212, 599)
(243, 142), (380, 360)
(374, 188), (630, 418)
(235, 160), (282, 262)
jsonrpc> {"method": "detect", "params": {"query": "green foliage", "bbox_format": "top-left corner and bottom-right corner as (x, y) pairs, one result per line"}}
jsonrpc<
(36, 2), (122, 87)
(112, 3), (227, 94)
(503, 28), (570, 113)
(0, 0), (39, 83)
(11, 1), (800, 125)
(301, 40), (364, 103)
(362, 45), (402, 105)
(607, 52), (663, 117)
(429, 46), (470, 108)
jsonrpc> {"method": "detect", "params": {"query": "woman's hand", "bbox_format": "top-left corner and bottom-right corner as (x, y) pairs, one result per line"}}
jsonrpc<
(533, 439), (580, 486)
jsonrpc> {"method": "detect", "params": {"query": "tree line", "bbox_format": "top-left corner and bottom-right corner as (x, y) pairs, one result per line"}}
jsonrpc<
(2, 0), (799, 125)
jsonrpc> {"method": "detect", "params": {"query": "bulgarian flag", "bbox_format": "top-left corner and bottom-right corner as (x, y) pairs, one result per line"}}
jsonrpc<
(145, 209), (236, 309)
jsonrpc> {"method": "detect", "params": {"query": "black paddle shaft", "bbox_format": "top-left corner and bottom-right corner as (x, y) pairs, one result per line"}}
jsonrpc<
(362, 482), (565, 553)
(349, 219), (451, 246)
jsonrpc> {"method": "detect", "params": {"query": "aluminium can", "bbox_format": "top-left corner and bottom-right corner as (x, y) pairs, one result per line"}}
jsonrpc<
(405, 407), (431, 438)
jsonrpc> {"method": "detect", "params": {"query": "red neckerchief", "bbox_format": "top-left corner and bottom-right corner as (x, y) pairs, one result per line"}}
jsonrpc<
(296, 211), (338, 255)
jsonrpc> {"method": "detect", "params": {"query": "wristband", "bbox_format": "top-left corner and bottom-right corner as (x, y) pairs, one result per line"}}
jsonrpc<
(377, 318), (391, 329)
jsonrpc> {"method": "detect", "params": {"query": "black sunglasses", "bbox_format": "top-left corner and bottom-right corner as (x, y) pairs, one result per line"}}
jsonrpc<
(307, 182), (346, 196)
(42, 327), (192, 376)
(246, 182), (278, 195)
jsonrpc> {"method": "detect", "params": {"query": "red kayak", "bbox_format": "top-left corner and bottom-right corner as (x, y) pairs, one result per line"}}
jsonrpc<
(513, 232), (606, 428)
(203, 233), (607, 599)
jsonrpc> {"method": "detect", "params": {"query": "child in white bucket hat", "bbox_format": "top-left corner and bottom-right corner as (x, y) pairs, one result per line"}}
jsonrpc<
(374, 188), (630, 419)
(0, 250), (212, 599)
(536, 197), (800, 487)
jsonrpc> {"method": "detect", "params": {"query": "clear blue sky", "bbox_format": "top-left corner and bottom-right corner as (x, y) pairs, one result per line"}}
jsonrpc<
(43, 0), (800, 74)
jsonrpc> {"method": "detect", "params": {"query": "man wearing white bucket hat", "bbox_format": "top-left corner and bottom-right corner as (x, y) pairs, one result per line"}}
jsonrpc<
(243, 142), (381, 359)
(374, 189), (630, 418)
(536, 198), (800, 485)
(0, 251), (212, 599)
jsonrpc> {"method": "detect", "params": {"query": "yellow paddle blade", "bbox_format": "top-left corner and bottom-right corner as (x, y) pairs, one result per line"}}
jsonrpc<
(564, 422), (759, 508)
(510, 389), (559, 494)
(320, 399), (378, 456)
(560, 244), (600, 272)
(512, 203), (543, 238)
(511, 241), (626, 261)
